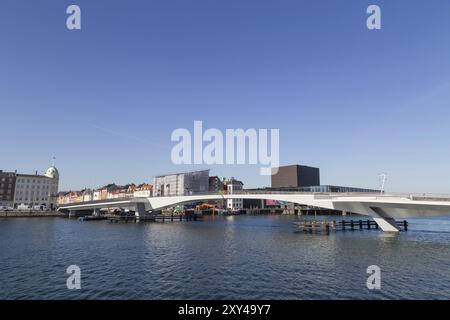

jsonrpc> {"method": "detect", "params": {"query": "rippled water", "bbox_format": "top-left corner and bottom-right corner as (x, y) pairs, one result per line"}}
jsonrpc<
(1, 215), (450, 299)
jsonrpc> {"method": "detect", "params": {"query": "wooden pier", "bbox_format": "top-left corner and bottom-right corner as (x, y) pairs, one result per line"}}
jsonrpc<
(107, 213), (201, 223)
(108, 215), (141, 223)
(0, 211), (64, 218)
(294, 219), (408, 233)
(78, 216), (108, 221)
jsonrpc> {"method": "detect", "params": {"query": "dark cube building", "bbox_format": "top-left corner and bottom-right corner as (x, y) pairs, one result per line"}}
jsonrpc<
(271, 165), (320, 188)
(0, 170), (16, 207)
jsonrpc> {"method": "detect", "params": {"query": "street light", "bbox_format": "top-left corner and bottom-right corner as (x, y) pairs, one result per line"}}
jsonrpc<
(378, 173), (387, 194)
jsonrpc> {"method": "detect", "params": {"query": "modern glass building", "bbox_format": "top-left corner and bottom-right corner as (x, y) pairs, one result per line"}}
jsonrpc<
(247, 185), (380, 193)
(153, 169), (210, 196)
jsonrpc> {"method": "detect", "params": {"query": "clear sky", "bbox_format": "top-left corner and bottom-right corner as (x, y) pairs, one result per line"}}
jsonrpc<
(1, 0), (450, 193)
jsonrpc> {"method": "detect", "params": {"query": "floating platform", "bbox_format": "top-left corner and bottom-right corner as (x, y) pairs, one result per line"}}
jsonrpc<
(294, 219), (408, 233)
(78, 216), (107, 221)
(107, 214), (201, 223)
(107, 215), (143, 223)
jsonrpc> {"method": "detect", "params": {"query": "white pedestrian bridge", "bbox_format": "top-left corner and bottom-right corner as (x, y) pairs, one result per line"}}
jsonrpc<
(58, 191), (450, 232)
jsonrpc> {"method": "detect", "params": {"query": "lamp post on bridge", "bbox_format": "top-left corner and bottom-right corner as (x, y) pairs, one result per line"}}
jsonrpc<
(379, 173), (387, 194)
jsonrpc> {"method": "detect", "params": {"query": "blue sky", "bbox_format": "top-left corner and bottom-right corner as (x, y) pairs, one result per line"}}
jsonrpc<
(1, 0), (450, 193)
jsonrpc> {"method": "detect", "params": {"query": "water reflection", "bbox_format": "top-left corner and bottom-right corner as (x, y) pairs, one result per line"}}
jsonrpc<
(1, 215), (450, 299)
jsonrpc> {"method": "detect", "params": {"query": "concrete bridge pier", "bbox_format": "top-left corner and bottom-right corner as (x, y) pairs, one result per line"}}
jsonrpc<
(370, 207), (401, 232)
(372, 217), (401, 232)
(68, 210), (81, 218)
(134, 202), (147, 220)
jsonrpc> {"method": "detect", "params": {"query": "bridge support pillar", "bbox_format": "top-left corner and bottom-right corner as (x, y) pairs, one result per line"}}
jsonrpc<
(69, 210), (80, 218)
(134, 202), (146, 218)
(373, 217), (400, 232)
(369, 207), (400, 232)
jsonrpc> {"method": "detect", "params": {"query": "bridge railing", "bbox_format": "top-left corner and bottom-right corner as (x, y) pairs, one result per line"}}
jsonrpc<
(149, 190), (450, 202)
(58, 190), (450, 208)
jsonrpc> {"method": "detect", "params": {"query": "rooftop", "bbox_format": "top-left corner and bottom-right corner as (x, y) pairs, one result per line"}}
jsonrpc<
(154, 169), (210, 178)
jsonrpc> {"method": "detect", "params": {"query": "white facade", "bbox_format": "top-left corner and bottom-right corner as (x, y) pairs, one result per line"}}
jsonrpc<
(134, 190), (152, 197)
(13, 166), (59, 209)
(93, 190), (101, 201)
(154, 170), (209, 197)
(226, 179), (243, 210)
(82, 193), (93, 202)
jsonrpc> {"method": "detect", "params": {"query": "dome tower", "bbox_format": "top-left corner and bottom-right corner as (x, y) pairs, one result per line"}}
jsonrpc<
(44, 166), (59, 179)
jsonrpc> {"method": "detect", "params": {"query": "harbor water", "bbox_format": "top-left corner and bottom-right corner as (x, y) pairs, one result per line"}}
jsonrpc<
(1, 215), (450, 299)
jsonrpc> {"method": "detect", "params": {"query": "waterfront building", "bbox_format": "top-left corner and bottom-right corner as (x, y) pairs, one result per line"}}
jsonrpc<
(0, 170), (17, 207)
(108, 189), (129, 199)
(126, 184), (137, 194)
(105, 184), (137, 199)
(299, 185), (379, 193)
(225, 178), (244, 210)
(271, 164), (320, 188)
(82, 189), (93, 202)
(107, 189), (121, 199)
(247, 185), (380, 196)
(93, 190), (101, 201)
(243, 198), (265, 209)
(95, 184), (117, 200)
(57, 183), (153, 205)
(56, 191), (82, 205)
(57, 191), (71, 205)
(245, 184), (380, 209)
(57, 189), (96, 205)
(57, 192), (65, 205)
(208, 176), (225, 193)
(133, 183), (153, 197)
(153, 170), (209, 196)
(101, 184), (124, 199)
(72, 191), (83, 203)
(13, 166), (59, 209)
